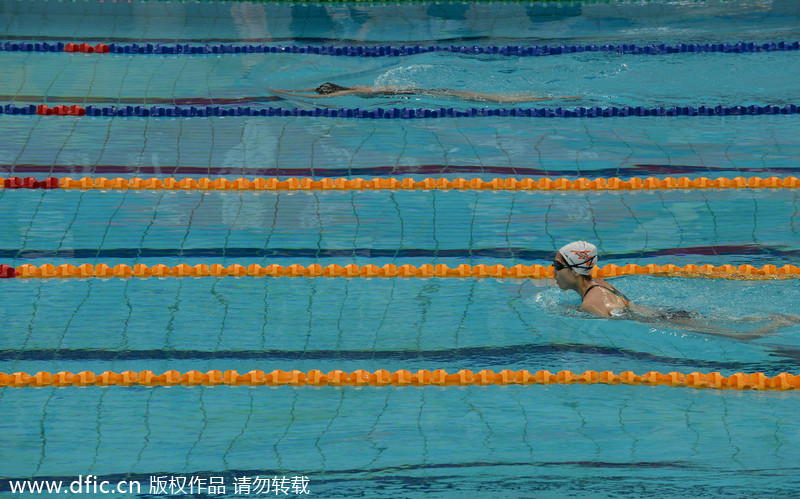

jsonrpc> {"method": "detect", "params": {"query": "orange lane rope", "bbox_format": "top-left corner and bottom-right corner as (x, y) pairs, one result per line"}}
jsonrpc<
(1, 370), (797, 390)
(2, 176), (799, 191)
(2, 263), (798, 280)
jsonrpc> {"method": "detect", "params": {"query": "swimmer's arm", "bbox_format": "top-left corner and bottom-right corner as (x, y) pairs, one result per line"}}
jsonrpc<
(628, 305), (791, 340)
(418, 89), (541, 103)
(493, 94), (585, 103)
(268, 88), (365, 98)
(660, 322), (766, 340)
(307, 90), (366, 98)
(680, 313), (800, 339)
(268, 88), (312, 97)
(421, 89), (584, 103)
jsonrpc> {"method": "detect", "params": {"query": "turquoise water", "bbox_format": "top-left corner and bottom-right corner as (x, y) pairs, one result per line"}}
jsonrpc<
(3, 116), (800, 179)
(2, 51), (800, 109)
(2, 0), (800, 497)
(2, 386), (799, 497)
(1, 189), (799, 268)
(3, 275), (800, 377)
(4, 0), (800, 44)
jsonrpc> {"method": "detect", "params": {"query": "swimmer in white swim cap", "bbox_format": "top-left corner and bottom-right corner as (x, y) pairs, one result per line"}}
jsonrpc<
(552, 241), (800, 336)
(553, 241), (631, 317)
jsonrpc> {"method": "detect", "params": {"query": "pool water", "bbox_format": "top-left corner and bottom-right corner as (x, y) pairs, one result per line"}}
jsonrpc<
(1, 0), (800, 497)
(3, 116), (800, 179)
(3, 49), (800, 109)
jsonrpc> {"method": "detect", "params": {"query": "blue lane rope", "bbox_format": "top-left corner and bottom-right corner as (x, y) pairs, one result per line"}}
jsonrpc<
(3, 103), (799, 119)
(1, 40), (799, 57)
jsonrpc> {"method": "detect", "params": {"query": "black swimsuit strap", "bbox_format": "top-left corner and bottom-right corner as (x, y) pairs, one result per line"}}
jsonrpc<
(582, 284), (601, 303)
(582, 283), (629, 303)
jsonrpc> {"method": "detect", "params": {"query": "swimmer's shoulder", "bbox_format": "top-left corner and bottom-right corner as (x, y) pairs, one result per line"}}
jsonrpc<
(581, 280), (630, 316)
(580, 299), (614, 317)
(591, 279), (630, 302)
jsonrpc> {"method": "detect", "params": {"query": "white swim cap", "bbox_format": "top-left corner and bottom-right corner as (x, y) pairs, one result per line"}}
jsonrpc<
(558, 241), (598, 276)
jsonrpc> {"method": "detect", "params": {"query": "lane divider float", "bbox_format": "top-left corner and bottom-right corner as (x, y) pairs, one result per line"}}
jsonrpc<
(1, 369), (797, 390)
(0, 263), (797, 280)
(3, 103), (799, 119)
(1, 41), (798, 57)
(2, 176), (799, 191)
(34, 105), (86, 116)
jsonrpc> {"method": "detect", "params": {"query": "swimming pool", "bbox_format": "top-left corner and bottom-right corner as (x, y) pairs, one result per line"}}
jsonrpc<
(2, 0), (799, 497)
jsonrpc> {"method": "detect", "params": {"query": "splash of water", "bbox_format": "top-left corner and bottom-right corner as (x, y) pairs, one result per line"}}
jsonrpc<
(373, 64), (437, 91)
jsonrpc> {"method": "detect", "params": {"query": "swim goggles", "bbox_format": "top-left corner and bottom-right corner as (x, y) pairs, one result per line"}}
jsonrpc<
(552, 260), (573, 272)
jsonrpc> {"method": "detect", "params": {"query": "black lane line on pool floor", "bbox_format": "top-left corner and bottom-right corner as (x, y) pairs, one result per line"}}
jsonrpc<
(2, 245), (797, 261)
(5, 163), (800, 177)
(3, 344), (797, 374)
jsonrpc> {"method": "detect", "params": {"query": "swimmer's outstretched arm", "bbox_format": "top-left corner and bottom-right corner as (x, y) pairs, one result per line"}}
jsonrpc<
(483, 93), (583, 103)
(268, 88), (364, 98)
(268, 88), (307, 97)
(420, 89), (583, 103)
(657, 321), (766, 340)
(628, 305), (799, 340)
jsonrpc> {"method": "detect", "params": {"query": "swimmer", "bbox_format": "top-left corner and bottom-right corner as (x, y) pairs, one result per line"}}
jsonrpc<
(552, 240), (800, 338)
(553, 240), (629, 317)
(269, 82), (583, 103)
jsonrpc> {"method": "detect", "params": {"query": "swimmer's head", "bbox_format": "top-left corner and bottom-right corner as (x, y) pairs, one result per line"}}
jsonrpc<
(555, 241), (598, 277)
(315, 82), (349, 95)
